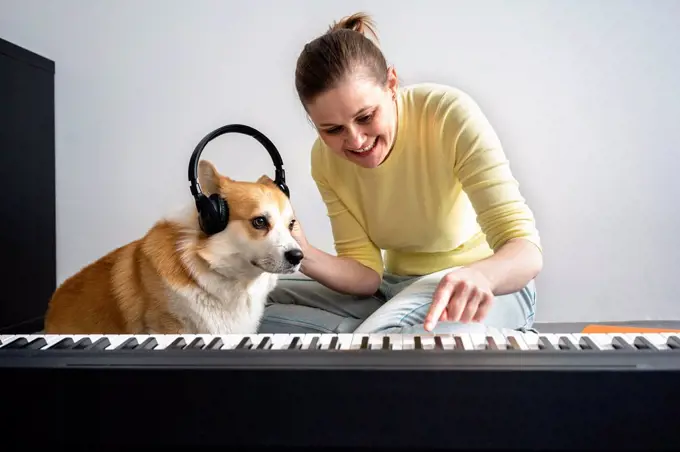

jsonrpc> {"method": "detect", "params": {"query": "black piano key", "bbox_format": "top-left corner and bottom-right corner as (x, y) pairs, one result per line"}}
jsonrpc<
(667, 336), (680, 349)
(453, 336), (465, 350)
(24, 338), (47, 350)
(433, 336), (444, 349)
(288, 337), (301, 349)
(538, 336), (555, 350)
(579, 336), (600, 350)
(136, 338), (158, 350)
(3, 337), (29, 349)
(49, 338), (75, 349)
(236, 337), (253, 349)
(486, 336), (499, 350)
(308, 337), (320, 350)
(85, 337), (111, 350)
(188, 337), (205, 349)
(558, 336), (578, 350)
(72, 338), (93, 350)
(633, 336), (657, 350)
(328, 336), (339, 350)
(507, 336), (522, 350)
(256, 337), (273, 349)
(116, 338), (139, 350)
(611, 336), (634, 350)
(360, 336), (369, 349)
(414, 336), (423, 349)
(382, 336), (392, 350)
(168, 337), (187, 349)
(206, 337), (223, 350)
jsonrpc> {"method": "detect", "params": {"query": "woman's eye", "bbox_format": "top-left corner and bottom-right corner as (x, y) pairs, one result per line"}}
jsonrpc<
(357, 114), (373, 123)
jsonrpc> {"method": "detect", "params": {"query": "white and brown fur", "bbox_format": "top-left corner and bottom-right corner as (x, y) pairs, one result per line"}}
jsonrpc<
(43, 160), (302, 335)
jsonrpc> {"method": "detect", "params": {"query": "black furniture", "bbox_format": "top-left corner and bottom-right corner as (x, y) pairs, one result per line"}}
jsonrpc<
(0, 37), (56, 333)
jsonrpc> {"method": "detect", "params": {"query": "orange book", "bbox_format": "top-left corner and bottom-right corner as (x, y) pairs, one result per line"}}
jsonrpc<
(580, 324), (680, 334)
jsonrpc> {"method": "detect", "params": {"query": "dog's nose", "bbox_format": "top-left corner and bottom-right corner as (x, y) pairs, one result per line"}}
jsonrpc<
(284, 249), (304, 265)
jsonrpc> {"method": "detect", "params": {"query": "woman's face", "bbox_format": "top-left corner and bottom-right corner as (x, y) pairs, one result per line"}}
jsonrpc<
(305, 67), (399, 169)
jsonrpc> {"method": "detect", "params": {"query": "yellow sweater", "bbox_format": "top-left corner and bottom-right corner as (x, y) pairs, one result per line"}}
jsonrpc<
(310, 83), (541, 277)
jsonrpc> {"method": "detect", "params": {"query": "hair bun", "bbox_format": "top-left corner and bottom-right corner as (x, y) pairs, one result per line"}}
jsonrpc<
(328, 12), (379, 43)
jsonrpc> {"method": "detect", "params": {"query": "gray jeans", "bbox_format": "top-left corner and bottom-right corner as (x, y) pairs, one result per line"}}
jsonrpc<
(259, 268), (537, 335)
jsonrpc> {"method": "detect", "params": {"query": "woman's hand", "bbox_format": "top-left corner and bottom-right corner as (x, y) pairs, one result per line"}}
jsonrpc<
(423, 267), (494, 331)
(290, 217), (310, 252)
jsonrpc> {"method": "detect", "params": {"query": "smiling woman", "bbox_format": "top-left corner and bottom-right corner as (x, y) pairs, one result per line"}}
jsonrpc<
(258, 12), (544, 336)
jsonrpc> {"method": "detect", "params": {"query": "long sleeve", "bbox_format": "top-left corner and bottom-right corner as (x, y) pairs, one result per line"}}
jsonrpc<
(310, 142), (385, 276)
(442, 92), (542, 253)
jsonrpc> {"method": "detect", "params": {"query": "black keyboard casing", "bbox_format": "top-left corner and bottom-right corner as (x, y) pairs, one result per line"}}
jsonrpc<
(1, 347), (679, 450)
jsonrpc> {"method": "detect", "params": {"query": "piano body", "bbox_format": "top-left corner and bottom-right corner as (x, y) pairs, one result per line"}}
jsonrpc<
(1, 330), (679, 450)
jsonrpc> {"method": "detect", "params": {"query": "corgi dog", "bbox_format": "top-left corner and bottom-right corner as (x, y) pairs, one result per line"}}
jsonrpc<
(43, 160), (303, 335)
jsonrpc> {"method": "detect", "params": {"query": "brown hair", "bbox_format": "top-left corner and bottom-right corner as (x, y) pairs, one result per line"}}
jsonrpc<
(294, 12), (389, 107)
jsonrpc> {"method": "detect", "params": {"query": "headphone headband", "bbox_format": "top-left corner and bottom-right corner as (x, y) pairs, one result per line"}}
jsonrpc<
(187, 124), (290, 236)
(188, 123), (288, 199)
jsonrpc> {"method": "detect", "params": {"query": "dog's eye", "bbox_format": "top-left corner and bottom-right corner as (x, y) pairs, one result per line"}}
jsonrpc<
(251, 216), (268, 229)
(289, 219), (296, 230)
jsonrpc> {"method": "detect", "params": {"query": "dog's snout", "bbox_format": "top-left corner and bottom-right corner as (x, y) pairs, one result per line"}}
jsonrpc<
(284, 249), (304, 265)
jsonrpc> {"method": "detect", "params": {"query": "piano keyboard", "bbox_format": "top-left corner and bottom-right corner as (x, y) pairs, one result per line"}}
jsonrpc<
(2, 331), (679, 449)
(2, 331), (680, 352)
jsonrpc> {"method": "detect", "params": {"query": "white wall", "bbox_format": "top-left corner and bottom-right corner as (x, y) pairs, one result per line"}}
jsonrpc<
(2, 0), (679, 323)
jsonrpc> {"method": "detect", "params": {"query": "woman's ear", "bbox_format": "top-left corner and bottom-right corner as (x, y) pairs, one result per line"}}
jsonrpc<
(386, 65), (399, 98)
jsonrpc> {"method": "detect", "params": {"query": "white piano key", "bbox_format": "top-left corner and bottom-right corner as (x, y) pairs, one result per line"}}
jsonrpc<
(314, 334), (334, 350)
(350, 334), (370, 349)
(333, 334), (353, 350)
(504, 331), (531, 350)
(488, 330), (509, 349)
(301, 334), (323, 349)
(607, 333), (637, 350)
(434, 334), (456, 350)
(103, 334), (139, 350)
(0, 335), (17, 347)
(646, 333), (675, 350)
(360, 334), (386, 350)
(279, 333), (305, 349)
(517, 331), (541, 350)
(214, 334), (250, 350)
(659, 333), (680, 348)
(468, 333), (489, 350)
(665, 334), (680, 349)
(455, 333), (475, 350)
(386, 334), (403, 350)
(418, 335), (437, 350)
(537, 334), (561, 350)
(587, 333), (619, 350)
(401, 335), (415, 350)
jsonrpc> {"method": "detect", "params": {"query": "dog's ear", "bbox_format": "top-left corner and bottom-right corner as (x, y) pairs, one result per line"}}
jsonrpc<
(198, 160), (221, 195)
(257, 174), (276, 188)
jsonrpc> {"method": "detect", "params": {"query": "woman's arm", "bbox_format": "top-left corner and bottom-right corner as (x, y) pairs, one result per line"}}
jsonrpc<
(298, 242), (382, 297)
(291, 141), (385, 297)
(465, 237), (543, 295)
(442, 88), (544, 292)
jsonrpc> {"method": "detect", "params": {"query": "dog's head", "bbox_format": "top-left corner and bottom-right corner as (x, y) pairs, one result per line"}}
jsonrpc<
(194, 160), (303, 276)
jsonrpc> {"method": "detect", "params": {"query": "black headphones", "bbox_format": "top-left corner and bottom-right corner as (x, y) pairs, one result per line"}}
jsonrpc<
(188, 124), (289, 236)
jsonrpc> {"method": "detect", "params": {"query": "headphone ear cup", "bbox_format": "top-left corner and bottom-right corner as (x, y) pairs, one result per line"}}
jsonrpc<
(209, 193), (229, 230)
(196, 193), (229, 235)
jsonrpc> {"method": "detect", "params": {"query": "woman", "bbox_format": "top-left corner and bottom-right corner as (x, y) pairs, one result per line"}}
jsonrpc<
(259, 12), (543, 336)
